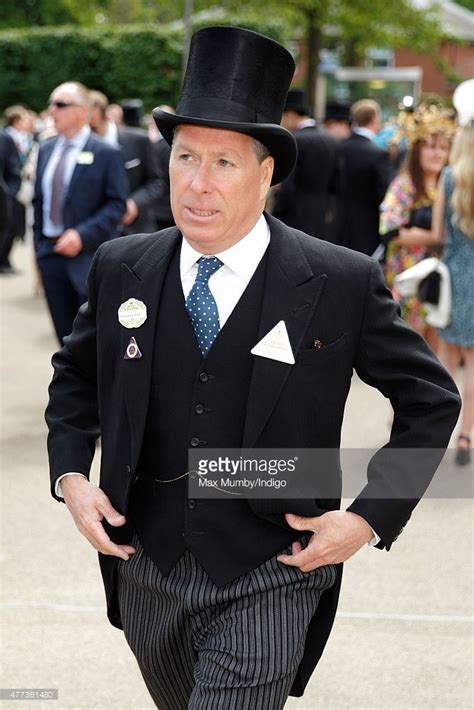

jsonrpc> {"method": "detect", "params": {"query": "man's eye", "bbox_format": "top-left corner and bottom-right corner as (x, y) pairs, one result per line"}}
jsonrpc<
(179, 153), (193, 161)
(218, 159), (232, 167)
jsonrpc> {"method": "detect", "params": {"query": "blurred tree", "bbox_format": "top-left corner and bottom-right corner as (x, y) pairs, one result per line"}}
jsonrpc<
(453, 0), (474, 9)
(0, 0), (106, 27)
(195, 0), (442, 109)
(0, 0), (453, 107)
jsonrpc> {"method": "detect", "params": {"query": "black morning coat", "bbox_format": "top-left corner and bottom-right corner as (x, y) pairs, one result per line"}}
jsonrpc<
(45, 213), (460, 697)
(336, 132), (393, 256)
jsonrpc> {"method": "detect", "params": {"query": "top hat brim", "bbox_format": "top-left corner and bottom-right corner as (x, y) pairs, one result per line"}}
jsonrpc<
(153, 107), (297, 186)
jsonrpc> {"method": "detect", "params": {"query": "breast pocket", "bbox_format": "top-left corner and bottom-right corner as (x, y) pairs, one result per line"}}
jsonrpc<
(297, 333), (349, 365)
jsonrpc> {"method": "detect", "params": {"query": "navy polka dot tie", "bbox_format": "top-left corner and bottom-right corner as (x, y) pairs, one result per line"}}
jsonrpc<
(185, 256), (224, 356)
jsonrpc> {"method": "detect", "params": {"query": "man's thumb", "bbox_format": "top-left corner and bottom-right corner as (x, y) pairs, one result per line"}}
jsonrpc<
(285, 513), (312, 530)
(103, 503), (126, 527)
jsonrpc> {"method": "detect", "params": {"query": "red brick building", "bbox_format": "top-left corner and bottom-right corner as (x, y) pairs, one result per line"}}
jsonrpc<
(394, 1), (474, 97)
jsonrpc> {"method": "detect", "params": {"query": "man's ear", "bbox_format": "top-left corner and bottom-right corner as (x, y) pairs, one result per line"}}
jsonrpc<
(259, 156), (274, 199)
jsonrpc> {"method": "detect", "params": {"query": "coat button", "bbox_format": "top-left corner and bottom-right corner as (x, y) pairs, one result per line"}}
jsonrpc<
(199, 372), (209, 382)
(190, 437), (200, 447)
(194, 404), (204, 415)
(126, 465), (131, 473)
(187, 499), (196, 509)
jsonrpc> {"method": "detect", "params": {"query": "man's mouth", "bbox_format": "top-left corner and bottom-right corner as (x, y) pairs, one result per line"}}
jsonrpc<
(186, 208), (218, 217)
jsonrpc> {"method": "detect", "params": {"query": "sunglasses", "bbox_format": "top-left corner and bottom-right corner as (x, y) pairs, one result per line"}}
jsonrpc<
(48, 100), (83, 109)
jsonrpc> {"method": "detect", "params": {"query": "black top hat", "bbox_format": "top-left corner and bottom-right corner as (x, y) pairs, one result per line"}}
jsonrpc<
(153, 26), (297, 185)
(121, 99), (144, 127)
(284, 89), (310, 115)
(324, 102), (351, 123)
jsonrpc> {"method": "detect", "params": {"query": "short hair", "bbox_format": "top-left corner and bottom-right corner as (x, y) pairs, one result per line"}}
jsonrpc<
(252, 138), (271, 163)
(4, 105), (27, 127)
(53, 81), (89, 106)
(351, 99), (380, 128)
(89, 90), (109, 117)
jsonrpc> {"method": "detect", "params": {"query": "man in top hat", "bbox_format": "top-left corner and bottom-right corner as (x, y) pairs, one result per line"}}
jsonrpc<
(272, 89), (342, 240)
(323, 101), (351, 140)
(120, 99), (145, 128)
(45, 27), (460, 709)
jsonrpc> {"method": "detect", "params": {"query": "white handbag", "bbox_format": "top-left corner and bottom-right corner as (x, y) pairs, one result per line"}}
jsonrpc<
(394, 257), (452, 328)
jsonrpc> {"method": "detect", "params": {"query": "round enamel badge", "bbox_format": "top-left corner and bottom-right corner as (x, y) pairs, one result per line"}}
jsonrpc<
(118, 298), (147, 329)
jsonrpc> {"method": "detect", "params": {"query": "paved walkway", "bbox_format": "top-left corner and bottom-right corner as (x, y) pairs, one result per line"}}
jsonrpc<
(1, 241), (472, 709)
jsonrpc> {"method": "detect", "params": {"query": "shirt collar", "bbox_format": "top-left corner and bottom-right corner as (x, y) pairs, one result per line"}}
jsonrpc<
(297, 118), (316, 130)
(353, 126), (376, 142)
(57, 124), (91, 149)
(180, 213), (270, 281)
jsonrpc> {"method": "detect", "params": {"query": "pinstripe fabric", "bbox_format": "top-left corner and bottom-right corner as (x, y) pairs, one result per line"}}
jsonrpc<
(117, 534), (336, 709)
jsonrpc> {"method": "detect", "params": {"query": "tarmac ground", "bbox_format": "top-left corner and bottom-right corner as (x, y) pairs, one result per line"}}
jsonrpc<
(1, 240), (473, 709)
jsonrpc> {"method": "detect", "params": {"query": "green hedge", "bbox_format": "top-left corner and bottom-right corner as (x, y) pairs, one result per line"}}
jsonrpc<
(0, 16), (290, 113)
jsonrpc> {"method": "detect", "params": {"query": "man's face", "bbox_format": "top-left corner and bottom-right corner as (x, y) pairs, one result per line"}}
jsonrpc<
(169, 125), (274, 254)
(48, 85), (89, 137)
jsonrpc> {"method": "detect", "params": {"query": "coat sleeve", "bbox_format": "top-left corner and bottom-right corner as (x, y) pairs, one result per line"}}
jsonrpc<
(128, 135), (163, 210)
(45, 245), (103, 499)
(347, 259), (461, 548)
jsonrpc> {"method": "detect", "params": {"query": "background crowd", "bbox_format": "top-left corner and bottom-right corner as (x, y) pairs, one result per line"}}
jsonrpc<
(0, 78), (472, 464)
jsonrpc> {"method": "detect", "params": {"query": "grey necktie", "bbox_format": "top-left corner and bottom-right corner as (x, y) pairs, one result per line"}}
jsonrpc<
(49, 141), (72, 226)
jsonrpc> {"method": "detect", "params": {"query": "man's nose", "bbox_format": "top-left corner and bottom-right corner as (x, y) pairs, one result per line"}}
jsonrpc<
(190, 163), (213, 193)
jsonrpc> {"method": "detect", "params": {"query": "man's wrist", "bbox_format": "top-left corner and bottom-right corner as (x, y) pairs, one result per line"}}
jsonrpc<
(55, 472), (88, 499)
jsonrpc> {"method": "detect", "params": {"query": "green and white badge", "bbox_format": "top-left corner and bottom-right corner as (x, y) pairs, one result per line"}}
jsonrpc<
(118, 298), (147, 329)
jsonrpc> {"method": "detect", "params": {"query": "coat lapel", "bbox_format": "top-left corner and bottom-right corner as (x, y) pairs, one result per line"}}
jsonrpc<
(65, 135), (95, 204)
(37, 139), (56, 183)
(121, 228), (181, 469)
(242, 215), (327, 447)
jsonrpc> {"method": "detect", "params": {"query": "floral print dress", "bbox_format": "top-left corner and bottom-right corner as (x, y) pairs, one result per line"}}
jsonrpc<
(380, 173), (437, 332)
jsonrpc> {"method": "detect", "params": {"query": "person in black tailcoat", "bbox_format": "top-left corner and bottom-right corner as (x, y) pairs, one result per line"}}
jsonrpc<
(45, 28), (460, 709)
(89, 91), (162, 235)
(272, 90), (342, 240)
(336, 99), (392, 256)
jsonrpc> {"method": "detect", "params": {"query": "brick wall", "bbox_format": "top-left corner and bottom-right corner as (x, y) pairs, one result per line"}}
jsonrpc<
(395, 42), (474, 97)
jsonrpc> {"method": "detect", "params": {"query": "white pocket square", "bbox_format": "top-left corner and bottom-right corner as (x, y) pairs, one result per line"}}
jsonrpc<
(125, 158), (141, 169)
(251, 320), (295, 364)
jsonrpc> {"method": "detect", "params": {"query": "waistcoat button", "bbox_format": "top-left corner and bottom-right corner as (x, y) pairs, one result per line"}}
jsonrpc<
(190, 437), (200, 447)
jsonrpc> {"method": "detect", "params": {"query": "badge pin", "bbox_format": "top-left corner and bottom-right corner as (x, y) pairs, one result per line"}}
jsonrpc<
(124, 337), (142, 360)
(313, 339), (324, 349)
(118, 298), (147, 329)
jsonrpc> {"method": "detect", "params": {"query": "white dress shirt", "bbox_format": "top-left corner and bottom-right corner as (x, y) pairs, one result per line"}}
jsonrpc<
(42, 125), (91, 237)
(180, 213), (270, 327)
(101, 121), (119, 148)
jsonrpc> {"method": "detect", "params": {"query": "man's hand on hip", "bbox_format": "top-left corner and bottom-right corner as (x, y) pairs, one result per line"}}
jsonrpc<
(60, 474), (135, 560)
(277, 511), (373, 571)
(53, 229), (83, 257)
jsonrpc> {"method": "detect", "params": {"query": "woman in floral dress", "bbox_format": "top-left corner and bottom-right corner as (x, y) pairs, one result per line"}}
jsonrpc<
(380, 108), (454, 350)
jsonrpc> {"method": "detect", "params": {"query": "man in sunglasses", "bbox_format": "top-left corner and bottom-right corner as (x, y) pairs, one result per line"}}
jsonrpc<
(33, 81), (127, 344)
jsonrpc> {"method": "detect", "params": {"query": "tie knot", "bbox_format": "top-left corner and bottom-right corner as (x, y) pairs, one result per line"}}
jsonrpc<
(196, 256), (224, 284)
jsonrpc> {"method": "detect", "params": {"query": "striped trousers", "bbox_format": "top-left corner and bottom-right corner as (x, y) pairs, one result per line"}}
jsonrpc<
(117, 534), (336, 709)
